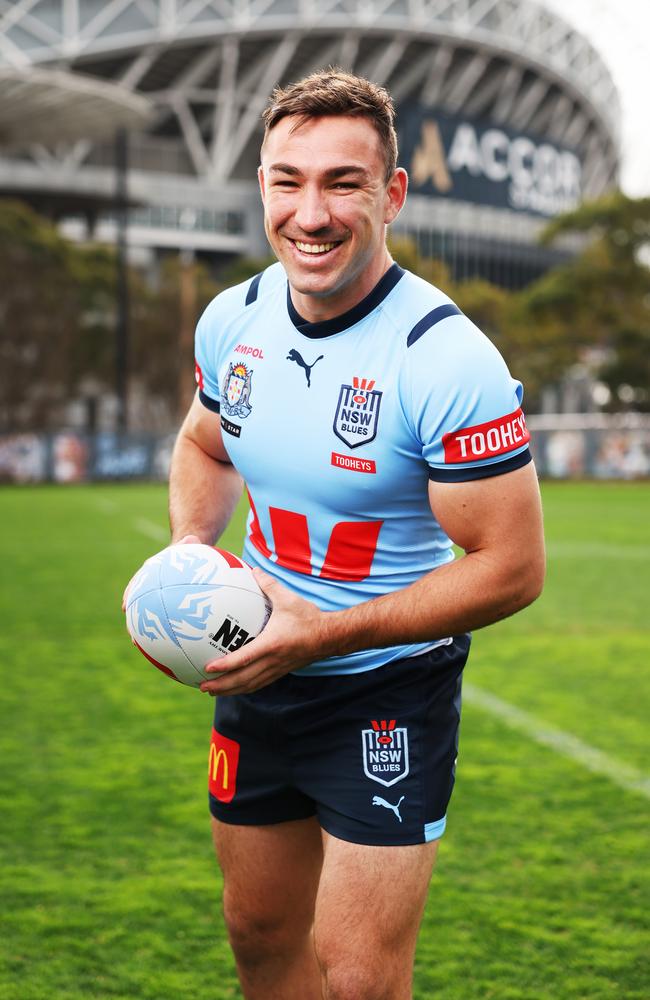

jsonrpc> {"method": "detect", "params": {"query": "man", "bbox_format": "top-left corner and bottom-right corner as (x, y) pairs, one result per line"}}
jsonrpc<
(169, 70), (545, 1000)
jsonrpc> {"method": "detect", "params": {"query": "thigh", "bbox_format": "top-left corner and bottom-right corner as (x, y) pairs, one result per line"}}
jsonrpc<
(212, 815), (324, 933)
(314, 832), (438, 987)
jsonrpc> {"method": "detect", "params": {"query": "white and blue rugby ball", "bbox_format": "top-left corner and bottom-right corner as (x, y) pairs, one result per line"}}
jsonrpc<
(125, 543), (271, 688)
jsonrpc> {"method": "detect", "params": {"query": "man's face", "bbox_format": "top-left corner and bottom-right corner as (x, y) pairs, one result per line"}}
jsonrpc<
(259, 115), (406, 321)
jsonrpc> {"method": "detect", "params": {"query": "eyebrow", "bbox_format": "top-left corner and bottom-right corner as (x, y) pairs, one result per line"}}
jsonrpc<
(268, 163), (370, 180)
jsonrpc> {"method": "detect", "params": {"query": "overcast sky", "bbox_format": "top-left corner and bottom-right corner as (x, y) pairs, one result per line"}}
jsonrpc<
(542, 0), (650, 196)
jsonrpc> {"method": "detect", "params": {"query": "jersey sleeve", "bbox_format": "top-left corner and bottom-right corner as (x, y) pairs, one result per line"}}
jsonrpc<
(194, 304), (221, 413)
(403, 311), (531, 481)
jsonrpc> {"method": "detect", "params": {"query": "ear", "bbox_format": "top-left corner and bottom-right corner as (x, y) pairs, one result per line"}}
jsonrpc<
(257, 164), (266, 203)
(384, 167), (408, 225)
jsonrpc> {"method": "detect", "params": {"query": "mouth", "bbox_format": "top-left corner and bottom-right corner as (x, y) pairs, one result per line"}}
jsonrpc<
(290, 238), (343, 256)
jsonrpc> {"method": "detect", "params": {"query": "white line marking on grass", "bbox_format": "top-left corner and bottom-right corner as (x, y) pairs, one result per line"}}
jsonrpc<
(546, 542), (650, 560)
(463, 683), (650, 800)
(133, 518), (168, 543)
(94, 497), (118, 513)
(92, 498), (168, 544)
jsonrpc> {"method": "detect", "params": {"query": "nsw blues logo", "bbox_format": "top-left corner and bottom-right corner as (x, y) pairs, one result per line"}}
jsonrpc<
(333, 377), (382, 449)
(222, 362), (253, 419)
(362, 719), (409, 787)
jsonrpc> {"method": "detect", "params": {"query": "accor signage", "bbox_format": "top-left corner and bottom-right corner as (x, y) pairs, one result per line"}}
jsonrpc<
(399, 106), (582, 217)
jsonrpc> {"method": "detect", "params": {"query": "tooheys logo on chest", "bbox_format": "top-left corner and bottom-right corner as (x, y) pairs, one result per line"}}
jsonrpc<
(333, 377), (382, 448)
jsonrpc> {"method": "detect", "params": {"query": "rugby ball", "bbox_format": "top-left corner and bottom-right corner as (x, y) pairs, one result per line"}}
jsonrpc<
(125, 543), (271, 688)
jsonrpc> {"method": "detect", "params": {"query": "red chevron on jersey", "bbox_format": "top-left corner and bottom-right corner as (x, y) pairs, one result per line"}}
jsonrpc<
(442, 407), (529, 463)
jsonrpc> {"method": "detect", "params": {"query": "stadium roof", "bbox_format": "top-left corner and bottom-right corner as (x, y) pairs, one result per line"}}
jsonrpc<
(0, 66), (152, 148)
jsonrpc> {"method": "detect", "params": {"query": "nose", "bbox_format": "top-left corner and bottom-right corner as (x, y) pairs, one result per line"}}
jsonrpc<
(293, 183), (331, 233)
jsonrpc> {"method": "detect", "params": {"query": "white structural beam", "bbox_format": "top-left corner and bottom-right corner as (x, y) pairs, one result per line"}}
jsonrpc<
(338, 32), (360, 70)
(170, 92), (211, 175)
(444, 53), (490, 114)
(216, 34), (299, 180)
(420, 44), (454, 108)
(509, 77), (551, 131)
(210, 36), (238, 179)
(526, 89), (562, 138)
(463, 61), (509, 119)
(562, 109), (592, 150)
(120, 45), (160, 88)
(491, 63), (524, 123)
(359, 37), (409, 88)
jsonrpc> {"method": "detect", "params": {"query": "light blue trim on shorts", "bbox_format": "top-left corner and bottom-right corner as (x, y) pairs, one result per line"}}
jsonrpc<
(424, 816), (447, 842)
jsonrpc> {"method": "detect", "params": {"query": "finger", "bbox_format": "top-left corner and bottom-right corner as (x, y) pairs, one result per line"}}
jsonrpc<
(201, 652), (276, 691)
(204, 650), (249, 673)
(200, 670), (267, 696)
(204, 631), (274, 673)
(251, 566), (276, 587)
(175, 534), (202, 545)
(251, 567), (285, 600)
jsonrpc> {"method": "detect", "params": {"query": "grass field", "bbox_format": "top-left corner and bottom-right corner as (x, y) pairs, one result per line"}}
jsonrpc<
(1, 481), (648, 1000)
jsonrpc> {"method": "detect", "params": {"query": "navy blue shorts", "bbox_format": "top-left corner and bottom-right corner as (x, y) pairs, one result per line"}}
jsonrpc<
(208, 635), (470, 846)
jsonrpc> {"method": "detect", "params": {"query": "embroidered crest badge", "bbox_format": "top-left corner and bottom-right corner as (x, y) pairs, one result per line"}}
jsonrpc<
(362, 719), (410, 787)
(333, 377), (382, 449)
(221, 362), (253, 419)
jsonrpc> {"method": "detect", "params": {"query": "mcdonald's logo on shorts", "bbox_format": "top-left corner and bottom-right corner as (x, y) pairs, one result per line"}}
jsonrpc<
(208, 728), (240, 803)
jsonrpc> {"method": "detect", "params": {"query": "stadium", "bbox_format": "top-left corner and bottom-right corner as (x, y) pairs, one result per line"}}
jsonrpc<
(0, 0), (621, 288)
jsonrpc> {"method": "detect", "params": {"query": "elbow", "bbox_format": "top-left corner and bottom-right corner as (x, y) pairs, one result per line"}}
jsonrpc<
(513, 553), (546, 612)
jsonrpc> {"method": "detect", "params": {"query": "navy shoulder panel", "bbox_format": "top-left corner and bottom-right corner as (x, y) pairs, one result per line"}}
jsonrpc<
(406, 304), (462, 348)
(245, 272), (263, 306)
(198, 389), (220, 414)
(428, 449), (531, 482)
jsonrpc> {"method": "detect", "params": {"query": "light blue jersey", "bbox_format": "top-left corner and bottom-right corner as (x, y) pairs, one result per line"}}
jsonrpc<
(195, 263), (531, 675)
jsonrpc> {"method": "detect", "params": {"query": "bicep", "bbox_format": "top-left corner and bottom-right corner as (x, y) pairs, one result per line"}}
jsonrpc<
(428, 463), (545, 569)
(179, 390), (231, 464)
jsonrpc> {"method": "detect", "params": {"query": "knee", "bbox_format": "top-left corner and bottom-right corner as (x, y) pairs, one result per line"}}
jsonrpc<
(319, 955), (397, 1000)
(222, 890), (301, 969)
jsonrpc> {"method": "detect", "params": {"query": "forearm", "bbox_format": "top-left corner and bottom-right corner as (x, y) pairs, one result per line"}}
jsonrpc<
(317, 548), (544, 658)
(169, 431), (243, 544)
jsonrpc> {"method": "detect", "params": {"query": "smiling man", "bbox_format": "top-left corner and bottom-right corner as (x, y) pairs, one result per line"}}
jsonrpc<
(166, 69), (545, 1000)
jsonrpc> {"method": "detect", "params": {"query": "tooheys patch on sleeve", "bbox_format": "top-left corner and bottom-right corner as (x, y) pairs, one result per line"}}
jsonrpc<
(442, 407), (530, 463)
(195, 360), (204, 390)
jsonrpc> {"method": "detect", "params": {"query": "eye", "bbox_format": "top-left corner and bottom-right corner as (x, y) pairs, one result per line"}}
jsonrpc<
(332, 182), (358, 190)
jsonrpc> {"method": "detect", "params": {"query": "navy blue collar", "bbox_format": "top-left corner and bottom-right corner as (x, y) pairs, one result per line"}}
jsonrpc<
(286, 263), (405, 339)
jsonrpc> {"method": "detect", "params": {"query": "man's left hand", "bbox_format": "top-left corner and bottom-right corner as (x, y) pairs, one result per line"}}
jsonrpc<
(200, 568), (329, 695)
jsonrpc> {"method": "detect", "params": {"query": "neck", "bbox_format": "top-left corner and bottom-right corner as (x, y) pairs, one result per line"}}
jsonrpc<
(289, 249), (394, 324)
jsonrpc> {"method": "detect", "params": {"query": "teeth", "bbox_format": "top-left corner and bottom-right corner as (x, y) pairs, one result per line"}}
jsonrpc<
(295, 241), (337, 254)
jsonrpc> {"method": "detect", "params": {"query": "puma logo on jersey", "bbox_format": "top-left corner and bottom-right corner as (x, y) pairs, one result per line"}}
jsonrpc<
(286, 349), (324, 387)
(372, 795), (405, 822)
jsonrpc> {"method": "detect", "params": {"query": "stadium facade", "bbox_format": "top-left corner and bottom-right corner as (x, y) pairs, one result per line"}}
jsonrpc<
(0, 0), (620, 287)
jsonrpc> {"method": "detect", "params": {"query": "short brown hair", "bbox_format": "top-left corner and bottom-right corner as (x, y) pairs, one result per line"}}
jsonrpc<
(262, 68), (398, 183)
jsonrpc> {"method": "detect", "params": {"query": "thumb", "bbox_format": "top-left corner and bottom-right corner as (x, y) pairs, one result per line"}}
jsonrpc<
(251, 566), (282, 596)
(175, 534), (202, 545)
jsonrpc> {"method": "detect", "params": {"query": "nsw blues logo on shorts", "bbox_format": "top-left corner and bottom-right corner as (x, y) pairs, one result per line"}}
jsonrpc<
(362, 719), (409, 787)
(333, 377), (382, 449)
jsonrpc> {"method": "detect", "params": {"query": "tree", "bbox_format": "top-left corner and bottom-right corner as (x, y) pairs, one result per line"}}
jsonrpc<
(129, 255), (220, 424)
(532, 192), (650, 410)
(390, 193), (650, 412)
(0, 200), (115, 431)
